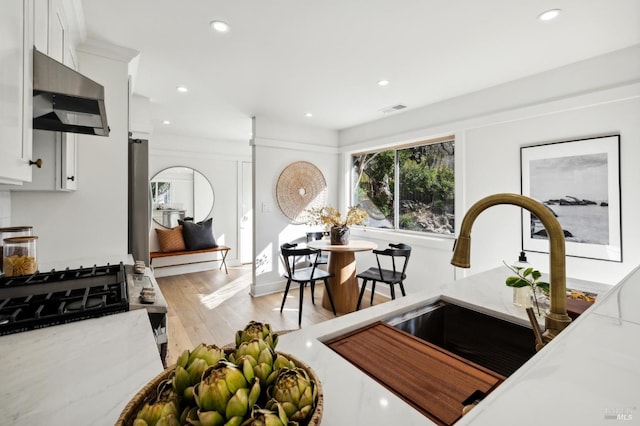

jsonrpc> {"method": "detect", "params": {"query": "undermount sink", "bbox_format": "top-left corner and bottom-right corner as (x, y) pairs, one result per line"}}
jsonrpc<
(386, 301), (537, 377)
(324, 300), (538, 424)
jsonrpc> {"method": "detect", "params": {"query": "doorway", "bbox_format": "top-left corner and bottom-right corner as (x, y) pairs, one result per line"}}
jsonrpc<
(240, 161), (253, 264)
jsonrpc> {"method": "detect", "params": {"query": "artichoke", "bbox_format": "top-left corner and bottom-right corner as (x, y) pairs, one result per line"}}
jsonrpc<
(230, 339), (278, 388)
(235, 321), (278, 350)
(183, 343), (227, 368)
(134, 380), (181, 426)
(173, 343), (227, 400)
(133, 405), (179, 426)
(180, 406), (199, 425)
(231, 339), (274, 364)
(240, 405), (289, 426)
(266, 368), (317, 423)
(194, 361), (261, 426)
(272, 353), (295, 371)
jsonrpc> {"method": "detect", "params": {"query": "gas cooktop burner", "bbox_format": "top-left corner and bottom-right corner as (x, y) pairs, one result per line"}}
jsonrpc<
(1, 263), (125, 286)
(0, 263), (129, 336)
(64, 297), (105, 313)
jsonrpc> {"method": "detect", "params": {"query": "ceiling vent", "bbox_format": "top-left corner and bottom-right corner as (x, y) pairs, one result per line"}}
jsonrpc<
(379, 104), (407, 114)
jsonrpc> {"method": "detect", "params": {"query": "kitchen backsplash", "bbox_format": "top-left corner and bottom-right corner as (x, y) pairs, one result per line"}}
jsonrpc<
(0, 191), (10, 227)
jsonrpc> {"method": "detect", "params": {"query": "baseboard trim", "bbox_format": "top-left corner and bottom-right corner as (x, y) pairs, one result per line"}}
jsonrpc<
(152, 259), (240, 277)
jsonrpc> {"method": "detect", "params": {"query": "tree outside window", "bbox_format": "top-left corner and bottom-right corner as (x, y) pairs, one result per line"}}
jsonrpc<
(150, 181), (171, 206)
(352, 138), (455, 235)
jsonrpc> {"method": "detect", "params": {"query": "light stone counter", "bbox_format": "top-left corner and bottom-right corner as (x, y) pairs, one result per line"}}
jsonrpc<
(0, 309), (164, 426)
(276, 265), (635, 425)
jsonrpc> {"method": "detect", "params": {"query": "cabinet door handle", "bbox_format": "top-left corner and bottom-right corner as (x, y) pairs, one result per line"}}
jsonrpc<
(67, 176), (76, 182)
(29, 159), (43, 168)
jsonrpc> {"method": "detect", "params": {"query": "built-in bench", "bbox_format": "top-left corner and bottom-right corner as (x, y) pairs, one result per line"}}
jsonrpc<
(150, 246), (230, 276)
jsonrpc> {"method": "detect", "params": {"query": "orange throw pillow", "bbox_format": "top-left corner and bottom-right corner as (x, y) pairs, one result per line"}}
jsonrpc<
(155, 226), (187, 252)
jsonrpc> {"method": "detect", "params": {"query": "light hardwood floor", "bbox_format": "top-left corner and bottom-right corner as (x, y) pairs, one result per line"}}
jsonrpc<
(157, 265), (388, 366)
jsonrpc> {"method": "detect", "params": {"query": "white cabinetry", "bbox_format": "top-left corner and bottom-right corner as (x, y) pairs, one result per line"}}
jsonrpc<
(1, 130), (77, 192)
(0, 0), (34, 185)
(33, 0), (48, 55)
(49, 4), (65, 63)
(34, 0), (68, 63)
(12, 0), (79, 192)
(61, 133), (77, 191)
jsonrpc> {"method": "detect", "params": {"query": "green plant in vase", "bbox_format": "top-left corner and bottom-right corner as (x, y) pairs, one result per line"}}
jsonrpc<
(503, 262), (550, 316)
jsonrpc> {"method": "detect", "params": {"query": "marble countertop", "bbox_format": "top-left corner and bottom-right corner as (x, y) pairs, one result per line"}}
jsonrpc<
(276, 265), (637, 425)
(0, 309), (164, 426)
(1, 261), (635, 425)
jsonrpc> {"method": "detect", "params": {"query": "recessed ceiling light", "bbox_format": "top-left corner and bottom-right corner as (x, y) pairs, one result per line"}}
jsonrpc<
(210, 20), (230, 32)
(537, 9), (561, 21)
(162, 120), (171, 125)
(377, 80), (390, 86)
(304, 112), (313, 117)
(176, 86), (188, 93)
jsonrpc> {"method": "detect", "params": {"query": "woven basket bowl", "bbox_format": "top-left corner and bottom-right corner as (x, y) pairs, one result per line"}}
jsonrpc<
(116, 351), (323, 426)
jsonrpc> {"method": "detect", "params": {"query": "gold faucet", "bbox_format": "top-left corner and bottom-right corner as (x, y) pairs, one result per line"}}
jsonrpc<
(451, 193), (572, 348)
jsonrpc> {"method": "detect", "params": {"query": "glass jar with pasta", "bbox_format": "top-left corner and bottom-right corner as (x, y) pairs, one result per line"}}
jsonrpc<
(0, 226), (33, 273)
(3, 236), (38, 277)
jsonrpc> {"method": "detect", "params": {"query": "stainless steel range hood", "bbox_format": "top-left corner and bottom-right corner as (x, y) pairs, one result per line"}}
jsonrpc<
(33, 49), (110, 136)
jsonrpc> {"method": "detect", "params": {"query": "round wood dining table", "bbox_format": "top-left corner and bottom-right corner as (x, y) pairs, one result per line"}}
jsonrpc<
(307, 239), (377, 314)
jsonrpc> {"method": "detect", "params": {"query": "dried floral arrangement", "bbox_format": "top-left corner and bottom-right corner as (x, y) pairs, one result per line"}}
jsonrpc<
(306, 205), (368, 228)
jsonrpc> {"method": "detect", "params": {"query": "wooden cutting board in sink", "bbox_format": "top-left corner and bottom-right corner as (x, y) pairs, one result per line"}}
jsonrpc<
(325, 321), (505, 425)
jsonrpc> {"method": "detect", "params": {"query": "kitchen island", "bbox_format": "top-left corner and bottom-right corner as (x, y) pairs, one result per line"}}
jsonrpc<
(276, 266), (638, 425)
(1, 264), (636, 425)
(0, 309), (164, 425)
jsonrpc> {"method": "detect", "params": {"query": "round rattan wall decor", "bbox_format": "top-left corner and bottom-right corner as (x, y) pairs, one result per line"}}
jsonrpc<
(276, 161), (328, 224)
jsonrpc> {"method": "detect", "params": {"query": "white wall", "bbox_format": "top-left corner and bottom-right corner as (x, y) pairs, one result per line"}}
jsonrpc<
(10, 40), (136, 266)
(461, 95), (639, 285)
(149, 132), (252, 267)
(251, 117), (340, 296)
(340, 44), (640, 287)
(0, 191), (10, 227)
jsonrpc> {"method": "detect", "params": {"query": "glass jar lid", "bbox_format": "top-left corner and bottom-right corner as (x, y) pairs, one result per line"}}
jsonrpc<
(0, 226), (33, 232)
(3, 236), (39, 244)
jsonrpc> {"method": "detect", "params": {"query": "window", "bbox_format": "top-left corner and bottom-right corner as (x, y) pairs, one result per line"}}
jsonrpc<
(351, 136), (455, 235)
(150, 181), (171, 206)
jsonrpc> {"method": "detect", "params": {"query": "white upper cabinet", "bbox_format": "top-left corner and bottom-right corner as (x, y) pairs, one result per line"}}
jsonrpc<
(34, 0), (65, 62)
(33, 0), (48, 54)
(3, 0), (79, 191)
(49, 3), (65, 63)
(60, 133), (77, 191)
(1, 130), (77, 192)
(0, 0), (34, 185)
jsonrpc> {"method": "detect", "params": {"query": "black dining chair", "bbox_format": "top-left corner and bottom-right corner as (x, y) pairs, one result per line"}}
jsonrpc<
(280, 243), (337, 327)
(305, 231), (328, 266)
(355, 243), (412, 310)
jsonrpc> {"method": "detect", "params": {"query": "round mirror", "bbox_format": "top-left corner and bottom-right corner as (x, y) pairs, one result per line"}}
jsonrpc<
(150, 166), (215, 228)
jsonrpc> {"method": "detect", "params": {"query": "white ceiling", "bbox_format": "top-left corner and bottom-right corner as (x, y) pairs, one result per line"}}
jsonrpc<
(80, 0), (640, 143)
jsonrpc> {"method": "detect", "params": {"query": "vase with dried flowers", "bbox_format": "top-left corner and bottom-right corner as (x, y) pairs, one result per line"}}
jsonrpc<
(306, 205), (368, 245)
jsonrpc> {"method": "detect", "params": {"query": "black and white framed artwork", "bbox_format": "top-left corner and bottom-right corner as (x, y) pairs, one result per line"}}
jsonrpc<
(520, 135), (621, 262)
